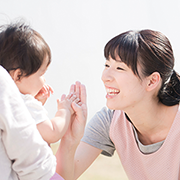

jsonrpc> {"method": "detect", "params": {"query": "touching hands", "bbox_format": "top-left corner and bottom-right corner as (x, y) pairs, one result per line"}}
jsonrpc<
(35, 84), (53, 105)
(55, 81), (87, 179)
(62, 81), (87, 144)
(56, 92), (81, 116)
(35, 81), (87, 145)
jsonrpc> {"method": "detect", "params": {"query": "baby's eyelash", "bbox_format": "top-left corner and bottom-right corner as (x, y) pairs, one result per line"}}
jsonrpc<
(117, 67), (124, 70)
(105, 64), (110, 67)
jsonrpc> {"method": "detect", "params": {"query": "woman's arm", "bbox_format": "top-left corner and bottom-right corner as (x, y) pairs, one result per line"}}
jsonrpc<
(56, 82), (115, 179)
(56, 140), (102, 180)
(56, 107), (114, 180)
(75, 142), (102, 179)
(55, 82), (102, 179)
(55, 82), (87, 179)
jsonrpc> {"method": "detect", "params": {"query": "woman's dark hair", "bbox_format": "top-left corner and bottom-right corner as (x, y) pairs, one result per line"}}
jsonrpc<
(104, 29), (180, 106)
(0, 21), (51, 78)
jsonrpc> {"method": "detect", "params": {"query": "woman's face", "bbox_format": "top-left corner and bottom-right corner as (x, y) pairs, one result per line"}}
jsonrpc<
(101, 57), (148, 111)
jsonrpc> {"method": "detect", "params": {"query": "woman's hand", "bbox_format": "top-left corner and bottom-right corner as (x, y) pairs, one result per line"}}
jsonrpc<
(62, 81), (87, 145)
(55, 81), (87, 180)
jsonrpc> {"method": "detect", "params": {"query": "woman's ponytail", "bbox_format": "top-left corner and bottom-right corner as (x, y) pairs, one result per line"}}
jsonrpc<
(158, 70), (180, 106)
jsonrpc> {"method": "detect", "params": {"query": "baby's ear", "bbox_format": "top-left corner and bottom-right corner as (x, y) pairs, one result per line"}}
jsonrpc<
(10, 69), (22, 82)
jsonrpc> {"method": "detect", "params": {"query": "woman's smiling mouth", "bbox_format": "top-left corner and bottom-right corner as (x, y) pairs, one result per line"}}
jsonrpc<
(105, 87), (120, 98)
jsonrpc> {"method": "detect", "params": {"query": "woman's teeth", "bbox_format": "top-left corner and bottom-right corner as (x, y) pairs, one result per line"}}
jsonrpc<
(106, 88), (120, 95)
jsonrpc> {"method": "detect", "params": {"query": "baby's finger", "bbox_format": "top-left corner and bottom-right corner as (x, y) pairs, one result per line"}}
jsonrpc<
(74, 98), (80, 104)
(69, 94), (78, 102)
(46, 86), (51, 97)
(47, 85), (54, 94)
(41, 85), (49, 95)
(66, 92), (74, 99)
(61, 94), (66, 101)
(40, 85), (46, 93)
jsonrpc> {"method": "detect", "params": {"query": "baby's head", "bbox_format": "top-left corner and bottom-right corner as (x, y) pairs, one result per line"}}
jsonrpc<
(0, 21), (51, 96)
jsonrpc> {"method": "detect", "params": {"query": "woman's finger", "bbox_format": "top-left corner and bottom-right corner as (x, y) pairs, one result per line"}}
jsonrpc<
(80, 84), (87, 104)
(69, 84), (75, 94)
(75, 81), (81, 99)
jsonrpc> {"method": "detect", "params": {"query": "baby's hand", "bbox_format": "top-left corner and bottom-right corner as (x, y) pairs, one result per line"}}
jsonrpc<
(35, 84), (53, 105)
(56, 93), (80, 115)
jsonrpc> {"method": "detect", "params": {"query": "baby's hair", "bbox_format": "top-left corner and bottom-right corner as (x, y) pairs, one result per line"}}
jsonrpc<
(0, 20), (51, 79)
(104, 29), (180, 106)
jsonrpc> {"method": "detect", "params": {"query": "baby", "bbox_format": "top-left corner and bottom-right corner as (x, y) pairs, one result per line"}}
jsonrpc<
(0, 21), (79, 146)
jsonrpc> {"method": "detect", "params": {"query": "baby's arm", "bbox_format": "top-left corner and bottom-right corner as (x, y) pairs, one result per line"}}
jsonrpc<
(36, 93), (79, 145)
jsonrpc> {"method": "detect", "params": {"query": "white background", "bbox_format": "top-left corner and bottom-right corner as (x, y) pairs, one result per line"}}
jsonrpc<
(0, 0), (180, 120)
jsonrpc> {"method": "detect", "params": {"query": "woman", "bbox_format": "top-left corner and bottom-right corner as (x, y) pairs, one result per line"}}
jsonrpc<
(56, 29), (180, 179)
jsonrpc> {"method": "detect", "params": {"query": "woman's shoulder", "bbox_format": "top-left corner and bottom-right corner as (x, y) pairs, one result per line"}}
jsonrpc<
(94, 106), (114, 124)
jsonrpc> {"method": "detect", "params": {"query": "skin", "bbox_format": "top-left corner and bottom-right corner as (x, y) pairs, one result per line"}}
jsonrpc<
(10, 56), (81, 145)
(13, 56), (50, 97)
(35, 84), (53, 105)
(56, 56), (179, 180)
(102, 58), (148, 111)
(102, 57), (178, 145)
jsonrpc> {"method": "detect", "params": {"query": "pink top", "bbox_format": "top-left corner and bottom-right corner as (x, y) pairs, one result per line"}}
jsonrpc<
(50, 173), (64, 180)
(109, 109), (180, 180)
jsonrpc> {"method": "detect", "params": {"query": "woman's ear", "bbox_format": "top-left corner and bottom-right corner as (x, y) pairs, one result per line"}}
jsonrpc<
(146, 72), (161, 91)
(10, 69), (22, 82)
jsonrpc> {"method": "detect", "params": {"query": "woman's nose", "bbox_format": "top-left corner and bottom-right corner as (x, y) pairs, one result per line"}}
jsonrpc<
(101, 69), (113, 83)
